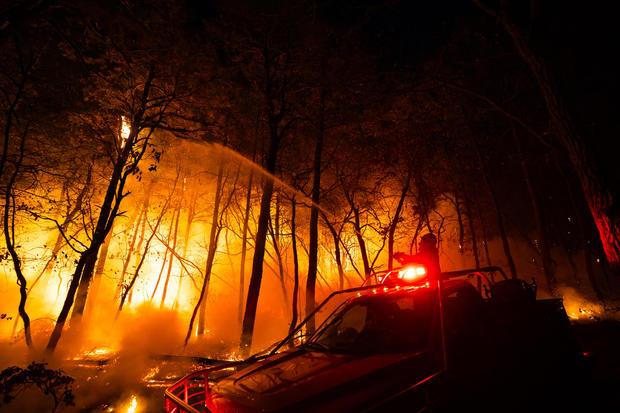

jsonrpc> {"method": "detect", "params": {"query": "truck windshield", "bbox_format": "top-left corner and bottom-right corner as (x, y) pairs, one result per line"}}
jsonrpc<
(306, 292), (435, 355)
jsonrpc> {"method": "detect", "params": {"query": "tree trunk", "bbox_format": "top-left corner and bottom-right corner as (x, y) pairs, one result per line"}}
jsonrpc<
(454, 191), (465, 254)
(85, 222), (113, 315)
(31, 171), (92, 292)
(238, 170), (254, 323)
(388, 172), (411, 270)
(513, 127), (557, 294)
(288, 198), (300, 337)
(150, 200), (177, 302)
(161, 196), (182, 308)
(240, 129), (280, 354)
(192, 162), (225, 338)
(47, 251), (96, 352)
(474, 196), (493, 267)
(174, 188), (196, 309)
(352, 206), (371, 278)
(323, 214), (345, 290)
(555, 155), (605, 302)
(118, 197), (170, 313)
(474, 139), (517, 278)
(305, 56), (326, 334)
(114, 206), (147, 299)
(69, 70), (156, 325)
(463, 188), (480, 268)
(3, 131), (32, 347)
(268, 202), (290, 315)
(240, 39), (287, 354)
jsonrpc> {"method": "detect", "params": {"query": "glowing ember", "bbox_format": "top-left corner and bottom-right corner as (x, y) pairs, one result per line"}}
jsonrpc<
(561, 287), (604, 321)
(225, 351), (245, 361)
(142, 366), (160, 382)
(126, 395), (138, 413)
(73, 347), (114, 360)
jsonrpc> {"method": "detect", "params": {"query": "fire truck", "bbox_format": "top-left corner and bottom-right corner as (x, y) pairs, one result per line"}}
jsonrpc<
(164, 263), (587, 412)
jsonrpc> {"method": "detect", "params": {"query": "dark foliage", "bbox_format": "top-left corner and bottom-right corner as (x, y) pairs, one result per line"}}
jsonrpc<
(0, 362), (74, 413)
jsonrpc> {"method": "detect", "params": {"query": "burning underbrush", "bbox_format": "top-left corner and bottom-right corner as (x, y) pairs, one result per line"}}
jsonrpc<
(0, 302), (252, 412)
(560, 286), (620, 323)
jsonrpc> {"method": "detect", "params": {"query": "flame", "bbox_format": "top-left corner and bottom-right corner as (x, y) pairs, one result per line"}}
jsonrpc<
(126, 395), (137, 413)
(561, 286), (603, 321)
(224, 351), (245, 361)
(73, 346), (114, 360)
(120, 116), (131, 146)
(142, 366), (160, 382)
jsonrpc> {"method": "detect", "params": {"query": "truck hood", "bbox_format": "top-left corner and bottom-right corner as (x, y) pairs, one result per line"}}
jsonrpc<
(205, 348), (429, 412)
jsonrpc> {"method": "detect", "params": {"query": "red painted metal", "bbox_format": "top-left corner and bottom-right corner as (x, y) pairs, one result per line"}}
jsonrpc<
(164, 370), (209, 413)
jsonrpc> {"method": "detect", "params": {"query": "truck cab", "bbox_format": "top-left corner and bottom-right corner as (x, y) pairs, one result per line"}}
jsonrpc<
(165, 266), (585, 412)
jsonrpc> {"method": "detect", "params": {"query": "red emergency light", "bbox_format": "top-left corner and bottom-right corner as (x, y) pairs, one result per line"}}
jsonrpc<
(376, 264), (428, 286)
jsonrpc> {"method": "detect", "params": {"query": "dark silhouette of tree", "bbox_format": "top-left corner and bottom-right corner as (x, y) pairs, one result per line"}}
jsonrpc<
(474, 0), (620, 269)
(0, 362), (74, 413)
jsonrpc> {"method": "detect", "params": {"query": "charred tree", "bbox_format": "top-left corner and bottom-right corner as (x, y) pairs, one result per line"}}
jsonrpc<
(47, 67), (169, 352)
(240, 39), (291, 354)
(30, 168), (92, 292)
(3, 129), (32, 347)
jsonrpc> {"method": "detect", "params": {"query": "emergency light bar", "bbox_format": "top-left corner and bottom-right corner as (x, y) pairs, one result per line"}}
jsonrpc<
(376, 264), (428, 286)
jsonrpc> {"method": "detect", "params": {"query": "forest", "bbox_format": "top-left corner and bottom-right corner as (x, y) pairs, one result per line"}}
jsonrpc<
(1, 0), (619, 411)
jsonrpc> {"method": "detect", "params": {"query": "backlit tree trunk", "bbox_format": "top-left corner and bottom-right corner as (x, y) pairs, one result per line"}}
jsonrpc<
(238, 170), (253, 323)
(388, 172), (411, 270)
(161, 194), (182, 308)
(323, 214), (346, 290)
(3, 130), (32, 347)
(288, 198), (299, 337)
(47, 68), (159, 352)
(268, 199), (290, 315)
(240, 39), (288, 354)
(196, 162), (225, 336)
